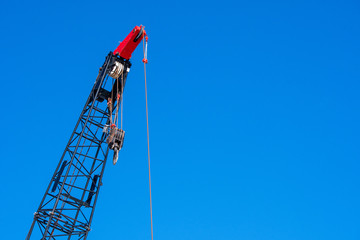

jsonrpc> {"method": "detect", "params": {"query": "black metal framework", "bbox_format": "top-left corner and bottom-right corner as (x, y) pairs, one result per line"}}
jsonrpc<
(26, 53), (131, 240)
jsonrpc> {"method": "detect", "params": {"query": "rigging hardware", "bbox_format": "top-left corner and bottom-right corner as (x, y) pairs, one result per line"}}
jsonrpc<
(26, 25), (147, 240)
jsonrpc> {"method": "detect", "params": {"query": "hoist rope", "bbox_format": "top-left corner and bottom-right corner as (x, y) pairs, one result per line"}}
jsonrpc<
(108, 78), (114, 126)
(121, 73), (124, 129)
(143, 35), (154, 240)
(115, 79), (119, 126)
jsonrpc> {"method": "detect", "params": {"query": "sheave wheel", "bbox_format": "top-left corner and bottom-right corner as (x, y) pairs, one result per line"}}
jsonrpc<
(133, 26), (144, 42)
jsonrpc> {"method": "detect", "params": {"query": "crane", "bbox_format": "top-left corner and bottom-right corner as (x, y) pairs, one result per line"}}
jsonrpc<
(26, 25), (148, 240)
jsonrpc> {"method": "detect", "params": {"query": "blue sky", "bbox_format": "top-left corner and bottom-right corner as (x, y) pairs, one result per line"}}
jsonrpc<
(0, 0), (359, 239)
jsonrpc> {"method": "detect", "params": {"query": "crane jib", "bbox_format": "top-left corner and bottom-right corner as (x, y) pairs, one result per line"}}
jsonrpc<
(26, 25), (147, 240)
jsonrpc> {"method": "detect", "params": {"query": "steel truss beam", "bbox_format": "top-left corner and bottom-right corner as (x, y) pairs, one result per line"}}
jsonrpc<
(26, 53), (131, 240)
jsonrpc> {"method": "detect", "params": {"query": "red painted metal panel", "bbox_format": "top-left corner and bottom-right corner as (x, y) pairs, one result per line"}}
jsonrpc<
(113, 26), (146, 60)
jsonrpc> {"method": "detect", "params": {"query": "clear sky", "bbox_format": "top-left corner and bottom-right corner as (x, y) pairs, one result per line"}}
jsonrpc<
(0, 0), (359, 239)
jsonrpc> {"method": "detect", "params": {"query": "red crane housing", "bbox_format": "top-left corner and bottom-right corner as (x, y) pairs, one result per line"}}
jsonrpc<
(113, 25), (147, 60)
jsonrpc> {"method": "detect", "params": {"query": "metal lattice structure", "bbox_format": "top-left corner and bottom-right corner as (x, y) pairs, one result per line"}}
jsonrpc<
(26, 52), (131, 240)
